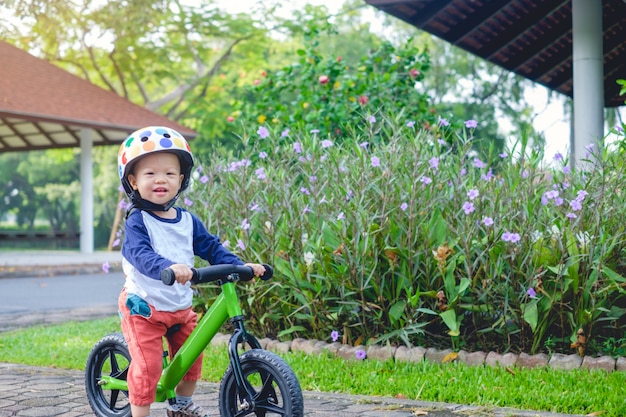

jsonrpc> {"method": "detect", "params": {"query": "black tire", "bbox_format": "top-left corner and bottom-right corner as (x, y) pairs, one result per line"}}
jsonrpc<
(218, 349), (304, 417)
(85, 332), (132, 417)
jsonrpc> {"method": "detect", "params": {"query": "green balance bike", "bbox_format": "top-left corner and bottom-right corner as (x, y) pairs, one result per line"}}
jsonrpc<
(85, 264), (304, 416)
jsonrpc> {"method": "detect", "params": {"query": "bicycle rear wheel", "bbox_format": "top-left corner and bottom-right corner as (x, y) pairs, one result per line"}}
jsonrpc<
(218, 349), (304, 417)
(85, 332), (131, 417)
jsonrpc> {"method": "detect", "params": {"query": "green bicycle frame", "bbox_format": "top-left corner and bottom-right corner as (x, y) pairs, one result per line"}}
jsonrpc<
(99, 280), (248, 402)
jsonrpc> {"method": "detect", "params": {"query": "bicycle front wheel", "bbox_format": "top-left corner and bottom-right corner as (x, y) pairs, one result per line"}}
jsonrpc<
(218, 349), (304, 417)
(85, 332), (131, 417)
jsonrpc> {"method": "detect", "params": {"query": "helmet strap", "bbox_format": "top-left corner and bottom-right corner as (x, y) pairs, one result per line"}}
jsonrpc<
(127, 189), (180, 215)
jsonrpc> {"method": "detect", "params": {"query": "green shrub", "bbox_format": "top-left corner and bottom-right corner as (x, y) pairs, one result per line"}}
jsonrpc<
(183, 115), (626, 356)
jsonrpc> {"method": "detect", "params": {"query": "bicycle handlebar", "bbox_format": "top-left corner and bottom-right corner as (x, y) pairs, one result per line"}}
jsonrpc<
(160, 264), (273, 286)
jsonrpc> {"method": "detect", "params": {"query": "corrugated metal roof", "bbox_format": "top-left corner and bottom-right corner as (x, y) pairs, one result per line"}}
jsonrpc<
(0, 41), (196, 152)
(364, 0), (626, 108)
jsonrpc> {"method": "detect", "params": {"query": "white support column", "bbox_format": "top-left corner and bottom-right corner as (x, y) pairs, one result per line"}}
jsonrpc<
(80, 128), (94, 253)
(571, 0), (604, 167)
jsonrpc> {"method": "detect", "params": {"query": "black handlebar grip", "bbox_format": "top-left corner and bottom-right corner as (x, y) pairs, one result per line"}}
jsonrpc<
(160, 267), (199, 286)
(260, 264), (274, 281)
(161, 268), (176, 286)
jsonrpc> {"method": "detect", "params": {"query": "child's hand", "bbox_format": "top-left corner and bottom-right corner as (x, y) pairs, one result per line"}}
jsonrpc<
(169, 263), (194, 285)
(245, 263), (266, 278)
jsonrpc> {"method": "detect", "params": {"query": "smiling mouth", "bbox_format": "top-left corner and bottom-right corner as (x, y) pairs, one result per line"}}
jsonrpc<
(153, 187), (168, 193)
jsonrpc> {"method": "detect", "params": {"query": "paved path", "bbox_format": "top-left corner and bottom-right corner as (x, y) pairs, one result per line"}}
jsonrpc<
(0, 362), (580, 417)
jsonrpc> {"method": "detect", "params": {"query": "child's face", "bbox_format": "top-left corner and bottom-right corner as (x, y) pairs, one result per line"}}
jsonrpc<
(128, 152), (183, 207)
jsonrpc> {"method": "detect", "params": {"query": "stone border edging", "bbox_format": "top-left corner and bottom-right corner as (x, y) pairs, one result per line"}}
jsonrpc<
(210, 333), (626, 373)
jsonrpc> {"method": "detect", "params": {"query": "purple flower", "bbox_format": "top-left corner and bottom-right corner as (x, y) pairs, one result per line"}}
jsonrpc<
(406, 121), (416, 128)
(236, 239), (246, 250)
(293, 142), (302, 154)
(567, 212), (577, 219)
(481, 169), (494, 181)
(438, 117), (449, 127)
(502, 232), (521, 243)
(400, 202), (408, 212)
(473, 158), (486, 169)
(257, 126), (270, 138)
(112, 238), (120, 248)
(371, 156), (381, 167)
(554, 197), (564, 206)
(255, 167), (266, 180)
(310, 129), (320, 135)
(300, 187), (310, 195)
(467, 189), (479, 200)
(429, 157), (439, 171)
(102, 262), (110, 274)
(359, 142), (369, 149)
(527, 288), (537, 298)
(228, 159), (251, 172)
(522, 170), (529, 178)
(570, 199), (582, 211)
(241, 218), (251, 230)
(563, 165), (571, 174)
(337, 212), (345, 221)
(499, 152), (508, 159)
(576, 190), (589, 201)
(553, 152), (563, 161)
(259, 151), (268, 159)
(281, 129), (290, 137)
(369, 115), (377, 124)
(462, 201), (475, 215)
(184, 197), (193, 206)
(482, 217), (494, 227)
(420, 176), (432, 185)
(302, 205), (312, 214)
(249, 203), (260, 212)
(355, 349), (367, 360)
(331, 330), (339, 342)
(321, 139), (333, 148)
(464, 119), (478, 129)
(200, 175), (209, 184)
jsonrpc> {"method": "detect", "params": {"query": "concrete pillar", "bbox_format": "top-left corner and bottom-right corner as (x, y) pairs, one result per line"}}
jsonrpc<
(80, 128), (94, 253)
(571, 0), (604, 167)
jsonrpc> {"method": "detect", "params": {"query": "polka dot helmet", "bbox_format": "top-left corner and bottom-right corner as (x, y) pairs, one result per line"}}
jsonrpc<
(118, 126), (194, 203)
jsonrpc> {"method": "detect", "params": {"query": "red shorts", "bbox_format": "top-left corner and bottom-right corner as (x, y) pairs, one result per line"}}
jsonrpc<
(118, 288), (203, 406)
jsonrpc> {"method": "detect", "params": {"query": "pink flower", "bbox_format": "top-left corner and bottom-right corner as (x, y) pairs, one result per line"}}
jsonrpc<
(318, 75), (329, 84)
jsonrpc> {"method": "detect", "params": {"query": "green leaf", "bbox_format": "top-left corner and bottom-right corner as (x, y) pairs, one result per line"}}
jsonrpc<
(389, 300), (406, 322)
(523, 300), (539, 332)
(428, 207), (448, 247)
(440, 309), (460, 333)
(277, 326), (307, 338)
